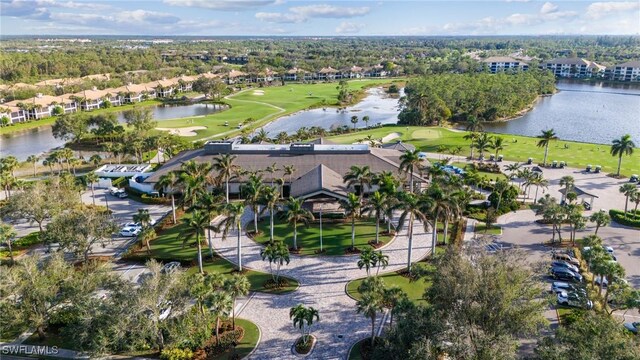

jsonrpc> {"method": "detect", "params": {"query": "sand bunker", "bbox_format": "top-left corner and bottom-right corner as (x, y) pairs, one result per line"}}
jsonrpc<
(252, 90), (265, 96)
(381, 132), (401, 143)
(156, 126), (206, 137)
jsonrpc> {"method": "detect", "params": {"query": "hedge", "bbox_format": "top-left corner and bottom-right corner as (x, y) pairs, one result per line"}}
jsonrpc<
(609, 209), (640, 228)
(125, 186), (171, 205)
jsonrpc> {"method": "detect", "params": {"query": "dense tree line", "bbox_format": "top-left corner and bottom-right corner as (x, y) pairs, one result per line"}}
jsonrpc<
(398, 71), (556, 125)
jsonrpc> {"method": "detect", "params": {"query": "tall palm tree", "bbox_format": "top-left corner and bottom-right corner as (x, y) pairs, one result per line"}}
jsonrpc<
(218, 202), (246, 271)
(473, 132), (492, 160)
(362, 115), (370, 128)
(242, 174), (265, 234)
(343, 165), (373, 203)
(285, 197), (314, 251)
(559, 175), (575, 203)
(537, 129), (558, 167)
(396, 191), (429, 271)
(340, 193), (362, 251)
(206, 291), (233, 346)
(399, 149), (422, 193)
(463, 132), (478, 159)
(283, 164), (296, 189)
(26, 155), (40, 177)
(290, 304), (320, 346)
(491, 136), (505, 161)
(619, 183), (637, 216)
(424, 185), (450, 248)
(531, 175), (549, 203)
(155, 171), (180, 224)
(356, 292), (384, 347)
(363, 191), (386, 245)
(0, 155), (19, 177)
(465, 115), (484, 132)
(85, 171), (99, 206)
(179, 172), (206, 209)
(610, 134), (635, 176)
(0, 221), (17, 263)
(382, 286), (406, 327)
(193, 192), (224, 260)
(350, 115), (359, 130)
(179, 209), (213, 274)
(260, 240), (290, 284)
(213, 154), (237, 203)
(505, 162), (522, 186)
(373, 251), (389, 276)
(260, 186), (281, 242)
(357, 248), (377, 277)
(224, 274), (250, 330)
(264, 162), (278, 186)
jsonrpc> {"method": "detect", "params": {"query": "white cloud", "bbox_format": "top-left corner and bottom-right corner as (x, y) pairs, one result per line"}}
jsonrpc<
(0, 0), (109, 18)
(290, 4), (370, 18)
(163, 0), (281, 11)
(540, 2), (558, 15)
(335, 21), (364, 34)
(585, 1), (640, 20)
(255, 12), (304, 23)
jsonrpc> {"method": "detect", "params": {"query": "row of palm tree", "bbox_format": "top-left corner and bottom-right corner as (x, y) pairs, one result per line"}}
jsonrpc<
(463, 131), (505, 161)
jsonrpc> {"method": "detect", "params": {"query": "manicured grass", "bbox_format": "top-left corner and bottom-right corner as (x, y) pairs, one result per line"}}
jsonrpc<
(449, 162), (509, 182)
(346, 261), (435, 305)
(348, 338), (366, 360)
(474, 224), (502, 235)
(329, 126), (640, 176)
(0, 99), (162, 135)
(252, 217), (392, 256)
(128, 215), (298, 294)
(0, 231), (42, 259)
(218, 318), (260, 360)
(158, 79), (400, 140)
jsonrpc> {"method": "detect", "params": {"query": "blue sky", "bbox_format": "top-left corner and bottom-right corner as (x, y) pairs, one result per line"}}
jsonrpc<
(1, 0), (638, 36)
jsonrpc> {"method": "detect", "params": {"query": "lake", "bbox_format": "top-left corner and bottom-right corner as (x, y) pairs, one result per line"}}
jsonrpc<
(481, 80), (640, 145)
(1, 103), (225, 161)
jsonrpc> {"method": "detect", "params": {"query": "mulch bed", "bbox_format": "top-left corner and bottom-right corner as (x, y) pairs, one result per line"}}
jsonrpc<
(314, 249), (327, 254)
(289, 247), (303, 254)
(358, 337), (383, 360)
(294, 335), (316, 355)
(344, 247), (362, 255)
(368, 240), (386, 249)
(264, 278), (291, 289)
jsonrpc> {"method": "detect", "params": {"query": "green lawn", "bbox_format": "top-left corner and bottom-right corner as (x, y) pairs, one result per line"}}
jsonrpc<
(329, 126), (640, 176)
(218, 318), (260, 360)
(158, 79), (401, 140)
(127, 215), (298, 294)
(348, 338), (366, 360)
(346, 261), (435, 305)
(251, 217), (392, 256)
(474, 224), (502, 235)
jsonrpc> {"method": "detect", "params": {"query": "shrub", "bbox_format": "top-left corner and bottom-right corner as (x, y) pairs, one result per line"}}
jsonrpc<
(13, 232), (42, 249)
(609, 209), (640, 228)
(111, 176), (126, 187)
(160, 348), (194, 360)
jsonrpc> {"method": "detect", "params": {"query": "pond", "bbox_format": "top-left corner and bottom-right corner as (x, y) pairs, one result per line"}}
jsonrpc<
(259, 87), (403, 136)
(1, 103), (225, 161)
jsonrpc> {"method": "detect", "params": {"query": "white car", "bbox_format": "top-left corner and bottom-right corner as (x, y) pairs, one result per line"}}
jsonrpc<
(119, 227), (141, 237)
(557, 291), (593, 309)
(123, 222), (142, 229)
(161, 261), (181, 274)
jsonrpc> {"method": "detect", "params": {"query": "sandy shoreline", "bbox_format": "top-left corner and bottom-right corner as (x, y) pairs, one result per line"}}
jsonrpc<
(156, 126), (207, 137)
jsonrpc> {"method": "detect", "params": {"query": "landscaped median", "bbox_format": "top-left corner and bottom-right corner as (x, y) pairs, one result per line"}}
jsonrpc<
(609, 209), (640, 228)
(124, 212), (299, 294)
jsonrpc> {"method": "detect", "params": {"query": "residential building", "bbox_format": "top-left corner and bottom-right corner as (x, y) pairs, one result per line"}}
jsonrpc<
(342, 66), (364, 79)
(226, 70), (247, 84)
(284, 67), (308, 81)
(151, 78), (176, 98)
(364, 65), (388, 78)
(71, 87), (122, 110)
(606, 61), (640, 82)
(0, 104), (27, 123)
(482, 56), (529, 73)
(317, 67), (338, 81)
(540, 58), (605, 78)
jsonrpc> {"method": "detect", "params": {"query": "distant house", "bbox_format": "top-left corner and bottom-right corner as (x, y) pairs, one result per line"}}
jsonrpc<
(606, 61), (640, 82)
(342, 66), (364, 79)
(176, 75), (198, 91)
(72, 87), (122, 110)
(540, 58), (605, 78)
(364, 65), (388, 78)
(482, 56), (529, 73)
(114, 83), (153, 103)
(226, 70), (247, 84)
(0, 104), (27, 123)
(152, 78), (176, 98)
(317, 67), (338, 81)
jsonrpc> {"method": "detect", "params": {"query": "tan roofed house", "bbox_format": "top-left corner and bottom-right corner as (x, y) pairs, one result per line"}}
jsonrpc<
(482, 56), (529, 73)
(607, 60), (640, 82)
(540, 58), (605, 78)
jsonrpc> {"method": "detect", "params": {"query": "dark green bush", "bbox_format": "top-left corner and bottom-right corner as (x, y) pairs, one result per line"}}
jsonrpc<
(609, 209), (640, 228)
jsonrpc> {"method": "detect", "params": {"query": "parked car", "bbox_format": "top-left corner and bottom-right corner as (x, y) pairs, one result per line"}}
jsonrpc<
(123, 222), (142, 229)
(594, 275), (609, 287)
(116, 191), (128, 199)
(551, 261), (580, 273)
(557, 291), (593, 309)
(550, 281), (587, 296)
(583, 246), (617, 261)
(624, 322), (639, 334)
(161, 261), (181, 274)
(119, 226), (141, 237)
(109, 187), (121, 195)
(552, 252), (580, 267)
(486, 242), (512, 253)
(550, 267), (583, 282)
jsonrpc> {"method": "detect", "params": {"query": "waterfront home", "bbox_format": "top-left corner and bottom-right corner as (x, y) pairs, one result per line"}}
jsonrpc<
(71, 87), (122, 110)
(540, 58), (605, 78)
(606, 61), (640, 82)
(176, 75), (198, 91)
(114, 83), (154, 103)
(151, 78), (176, 98)
(482, 56), (529, 73)
(364, 65), (388, 78)
(0, 104), (27, 123)
(284, 67), (310, 81)
(317, 67), (339, 81)
(342, 66), (364, 79)
(227, 70), (248, 84)
(145, 139), (427, 199)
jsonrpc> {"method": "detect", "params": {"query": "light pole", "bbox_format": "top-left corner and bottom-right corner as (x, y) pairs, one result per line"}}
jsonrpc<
(104, 192), (109, 212)
(319, 203), (323, 253)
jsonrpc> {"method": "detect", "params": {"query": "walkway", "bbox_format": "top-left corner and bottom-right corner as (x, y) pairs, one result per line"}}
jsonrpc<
(211, 209), (432, 359)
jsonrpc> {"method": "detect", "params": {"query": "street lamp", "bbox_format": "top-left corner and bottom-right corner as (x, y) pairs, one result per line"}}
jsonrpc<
(319, 203), (323, 253)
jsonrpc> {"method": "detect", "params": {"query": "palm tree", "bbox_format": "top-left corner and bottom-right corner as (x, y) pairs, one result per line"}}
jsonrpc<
(363, 191), (386, 245)
(133, 208), (153, 228)
(362, 115), (370, 128)
(85, 171), (99, 206)
(89, 154), (102, 166)
(350, 115), (359, 130)
(473, 132), (492, 160)
(206, 291), (233, 346)
(155, 172), (180, 224)
(265, 162), (278, 186)
(0, 221), (17, 263)
(425, 184), (451, 247)
(224, 274), (250, 330)
(179, 209), (212, 274)
(343, 165), (373, 203)
(559, 175), (575, 203)
(283, 165), (296, 189)
(399, 149), (422, 193)
(630, 190), (640, 217)
(139, 227), (156, 253)
(537, 129), (558, 167)
(382, 286), (406, 327)
(260, 240), (290, 284)
(356, 292), (384, 346)
(463, 132), (478, 159)
(260, 186), (281, 242)
(589, 210), (610, 235)
(193, 192), (223, 260)
(619, 183), (637, 216)
(26, 155), (40, 177)
(340, 193), (362, 251)
(531, 175), (549, 203)
(242, 174), (265, 234)
(610, 134), (635, 176)
(505, 162), (522, 186)
(465, 115), (484, 132)
(0, 155), (18, 177)
(290, 304), (320, 346)
(218, 202), (246, 271)
(357, 248), (377, 277)
(373, 250), (389, 276)
(396, 191), (429, 271)
(491, 136), (505, 161)
(58, 148), (74, 171)
(285, 197), (314, 251)
(213, 154), (237, 203)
